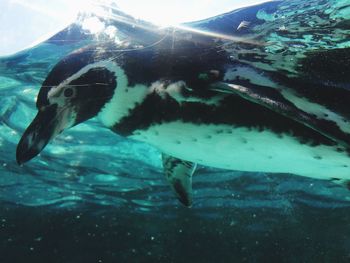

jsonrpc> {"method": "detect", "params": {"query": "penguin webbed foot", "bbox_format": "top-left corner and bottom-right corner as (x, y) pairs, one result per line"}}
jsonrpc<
(162, 153), (197, 207)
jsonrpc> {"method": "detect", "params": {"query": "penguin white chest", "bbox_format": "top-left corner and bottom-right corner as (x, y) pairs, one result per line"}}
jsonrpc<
(129, 121), (350, 180)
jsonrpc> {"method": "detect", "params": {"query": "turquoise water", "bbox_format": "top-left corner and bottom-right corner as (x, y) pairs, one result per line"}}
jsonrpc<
(1, 1), (350, 262)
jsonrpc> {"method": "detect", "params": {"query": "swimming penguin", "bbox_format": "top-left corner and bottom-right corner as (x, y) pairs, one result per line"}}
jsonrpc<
(16, 5), (350, 206)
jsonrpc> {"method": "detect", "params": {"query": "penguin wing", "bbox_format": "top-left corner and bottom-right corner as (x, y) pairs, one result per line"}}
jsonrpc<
(210, 82), (350, 148)
(184, 0), (350, 148)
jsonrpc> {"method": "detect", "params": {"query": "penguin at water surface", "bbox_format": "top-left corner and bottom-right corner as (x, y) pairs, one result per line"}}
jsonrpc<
(16, 6), (350, 206)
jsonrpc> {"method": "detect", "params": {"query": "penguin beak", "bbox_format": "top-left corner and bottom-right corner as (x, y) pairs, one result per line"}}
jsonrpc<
(16, 104), (74, 165)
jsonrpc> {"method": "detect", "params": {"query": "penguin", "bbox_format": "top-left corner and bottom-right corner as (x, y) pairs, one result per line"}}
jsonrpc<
(16, 4), (350, 207)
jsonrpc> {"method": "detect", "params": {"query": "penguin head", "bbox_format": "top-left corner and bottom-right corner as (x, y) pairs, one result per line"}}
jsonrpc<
(16, 44), (119, 164)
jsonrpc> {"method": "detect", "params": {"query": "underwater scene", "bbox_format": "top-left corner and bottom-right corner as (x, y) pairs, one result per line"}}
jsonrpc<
(1, 0), (350, 262)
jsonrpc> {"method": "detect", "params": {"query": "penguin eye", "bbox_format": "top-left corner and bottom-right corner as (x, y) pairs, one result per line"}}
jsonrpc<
(64, 88), (74, 98)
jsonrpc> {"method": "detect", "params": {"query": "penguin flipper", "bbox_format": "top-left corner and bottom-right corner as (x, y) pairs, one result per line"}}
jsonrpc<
(162, 153), (197, 207)
(211, 82), (350, 148)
